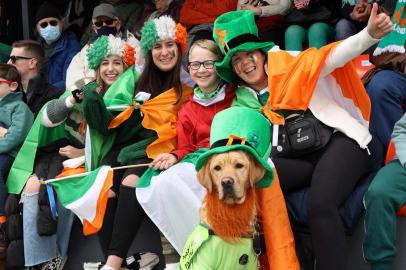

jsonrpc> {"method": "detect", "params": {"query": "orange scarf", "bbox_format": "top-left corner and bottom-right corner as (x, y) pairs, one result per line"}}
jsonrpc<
(108, 85), (193, 158)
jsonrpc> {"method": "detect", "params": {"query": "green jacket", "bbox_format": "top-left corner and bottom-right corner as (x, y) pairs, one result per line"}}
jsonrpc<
(0, 92), (34, 157)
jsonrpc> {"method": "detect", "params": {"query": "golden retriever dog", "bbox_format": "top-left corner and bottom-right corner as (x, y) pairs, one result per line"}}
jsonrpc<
(197, 150), (266, 239)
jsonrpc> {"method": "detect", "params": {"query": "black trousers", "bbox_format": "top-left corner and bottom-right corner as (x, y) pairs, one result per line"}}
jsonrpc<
(97, 150), (157, 259)
(274, 133), (368, 270)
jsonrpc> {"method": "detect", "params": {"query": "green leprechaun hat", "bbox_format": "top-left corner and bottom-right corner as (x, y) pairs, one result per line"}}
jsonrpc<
(196, 107), (274, 188)
(213, 10), (274, 83)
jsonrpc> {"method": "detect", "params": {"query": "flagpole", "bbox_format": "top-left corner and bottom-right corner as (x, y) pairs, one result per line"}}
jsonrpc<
(111, 164), (150, 171)
(40, 163), (151, 184)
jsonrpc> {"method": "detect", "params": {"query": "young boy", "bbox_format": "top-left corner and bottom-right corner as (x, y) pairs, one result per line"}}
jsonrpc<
(0, 63), (33, 257)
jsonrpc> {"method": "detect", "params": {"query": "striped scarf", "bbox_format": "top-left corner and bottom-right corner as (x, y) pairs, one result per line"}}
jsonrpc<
(373, 0), (406, 56)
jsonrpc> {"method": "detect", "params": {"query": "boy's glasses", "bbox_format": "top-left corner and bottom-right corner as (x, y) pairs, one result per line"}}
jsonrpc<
(0, 79), (13, 85)
(39, 20), (59, 29)
(9, 55), (33, 64)
(93, 19), (116, 28)
(188, 60), (216, 70)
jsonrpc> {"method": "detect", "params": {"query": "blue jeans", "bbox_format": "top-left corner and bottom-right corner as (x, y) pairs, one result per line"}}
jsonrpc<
(0, 154), (14, 215)
(22, 193), (74, 266)
(334, 18), (365, 41)
(366, 70), (406, 163)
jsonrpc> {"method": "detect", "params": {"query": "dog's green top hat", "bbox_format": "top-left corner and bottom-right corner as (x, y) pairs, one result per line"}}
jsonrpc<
(213, 10), (274, 83)
(196, 107), (274, 188)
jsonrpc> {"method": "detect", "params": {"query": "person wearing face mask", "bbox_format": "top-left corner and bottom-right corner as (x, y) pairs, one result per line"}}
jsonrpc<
(35, 1), (80, 90)
(5, 35), (138, 270)
(66, 3), (141, 91)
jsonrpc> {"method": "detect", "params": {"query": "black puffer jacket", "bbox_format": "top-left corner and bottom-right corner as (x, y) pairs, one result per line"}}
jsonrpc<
(5, 194), (24, 269)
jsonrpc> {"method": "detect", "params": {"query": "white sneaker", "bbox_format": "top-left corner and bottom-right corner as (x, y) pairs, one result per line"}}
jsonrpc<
(83, 262), (120, 270)
(126, 252), (159, 270)
(83, 262), (103, 270)
(165, 263), (180, 270)
(100, 266), (117, 270)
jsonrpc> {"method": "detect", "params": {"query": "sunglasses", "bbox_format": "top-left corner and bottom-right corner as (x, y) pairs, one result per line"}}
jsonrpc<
(39, 20), (59, 29)
(0, 79), (13, 85)
(93, 19), (116, 28)
(9, 55), (33, 64)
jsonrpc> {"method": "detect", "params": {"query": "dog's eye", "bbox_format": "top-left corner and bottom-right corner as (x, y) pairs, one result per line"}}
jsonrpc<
(235, 163), (244, 169)
(214, 165), (222, 171)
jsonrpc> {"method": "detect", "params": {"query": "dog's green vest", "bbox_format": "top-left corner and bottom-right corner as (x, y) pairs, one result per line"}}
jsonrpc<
(179, 224), (258, 270)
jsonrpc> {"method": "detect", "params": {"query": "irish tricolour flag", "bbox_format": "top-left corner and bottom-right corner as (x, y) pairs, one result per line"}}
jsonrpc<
(46, 166), (113, 235)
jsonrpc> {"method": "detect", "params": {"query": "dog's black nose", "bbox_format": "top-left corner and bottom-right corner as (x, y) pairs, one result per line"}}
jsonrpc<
(221, 178), (234, 188)
(222, 178), (234, 195)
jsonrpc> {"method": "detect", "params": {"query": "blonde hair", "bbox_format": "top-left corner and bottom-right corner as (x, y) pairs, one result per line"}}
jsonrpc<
(189, 39), (223, 62)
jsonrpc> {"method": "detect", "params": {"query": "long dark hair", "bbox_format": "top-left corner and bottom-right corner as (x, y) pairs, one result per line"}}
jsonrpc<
(135, 44), (183, 103)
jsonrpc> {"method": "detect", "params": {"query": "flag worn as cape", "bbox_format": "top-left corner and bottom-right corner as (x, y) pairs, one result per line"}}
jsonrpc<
(373, 0), (406, 56)
(263, 43), (371, 126)
(49, 166), (113, 235)
(97, 67), (193, 160)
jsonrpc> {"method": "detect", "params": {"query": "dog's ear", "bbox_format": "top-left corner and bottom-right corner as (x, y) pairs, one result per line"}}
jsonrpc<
(248, 156), (266, 188)
(197, 158), (213, 193)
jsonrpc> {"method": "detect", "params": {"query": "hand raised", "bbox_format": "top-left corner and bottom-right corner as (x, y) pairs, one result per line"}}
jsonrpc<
(367, 3), (394, 39)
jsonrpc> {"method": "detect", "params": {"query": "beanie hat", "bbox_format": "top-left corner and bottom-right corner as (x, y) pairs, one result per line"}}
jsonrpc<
(87, 35), (138, 70)
(35, 1), (64, 24)
(140, 16), (187, 55)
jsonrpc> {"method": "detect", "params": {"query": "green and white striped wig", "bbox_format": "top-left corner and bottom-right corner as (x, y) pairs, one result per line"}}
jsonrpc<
(87, 34), (138, 70)
(140, 16), (187, 55)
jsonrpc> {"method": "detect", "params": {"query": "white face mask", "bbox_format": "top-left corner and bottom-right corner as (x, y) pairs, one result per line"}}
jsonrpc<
(39, 25), (61, 43)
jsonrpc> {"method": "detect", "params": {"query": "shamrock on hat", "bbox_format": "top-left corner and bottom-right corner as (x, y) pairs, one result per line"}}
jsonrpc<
(213, 10), (274, 83)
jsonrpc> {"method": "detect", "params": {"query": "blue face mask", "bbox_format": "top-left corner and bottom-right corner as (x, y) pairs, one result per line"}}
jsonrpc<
(96, 25), (118, 37)
(39, 25), (61, 43)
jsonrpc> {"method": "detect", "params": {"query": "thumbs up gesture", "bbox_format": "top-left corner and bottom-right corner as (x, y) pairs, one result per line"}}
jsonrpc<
(367, 3), (394, 39)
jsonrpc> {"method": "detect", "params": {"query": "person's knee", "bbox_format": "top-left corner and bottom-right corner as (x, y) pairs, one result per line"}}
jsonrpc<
(366, 72), (397, 100)
(108, 189), (116, 198)
(122, 174), (139, 187)
(364, 177), (394, 208)
(23, 175), (41, 194)
(334, 19), (354, 40)
(308, 23), (331, 48)
(285, 25), (307, 50)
